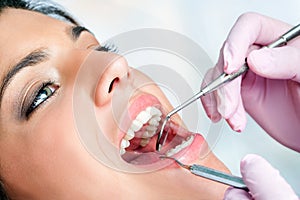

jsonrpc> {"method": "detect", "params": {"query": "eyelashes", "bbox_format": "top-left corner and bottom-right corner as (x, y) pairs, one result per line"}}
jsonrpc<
(94, 43), (118, 53)
(24, 81), (59, 118)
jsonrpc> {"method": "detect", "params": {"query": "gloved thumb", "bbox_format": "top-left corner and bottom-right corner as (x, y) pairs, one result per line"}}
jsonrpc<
(240, 154), (298, 200)
(247, 47), (300, 82)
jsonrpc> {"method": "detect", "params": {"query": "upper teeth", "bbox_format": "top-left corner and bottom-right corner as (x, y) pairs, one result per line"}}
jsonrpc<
(119, 106), (195, 158)
(120, 106), (162, 155)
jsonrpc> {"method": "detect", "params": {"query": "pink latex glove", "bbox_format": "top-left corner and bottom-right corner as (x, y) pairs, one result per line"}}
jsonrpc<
(223, 154), (298, 200)
(201, 12), (300, 152)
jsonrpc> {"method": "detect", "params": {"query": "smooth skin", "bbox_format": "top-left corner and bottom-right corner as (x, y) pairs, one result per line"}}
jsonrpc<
(0, 8), (228, 200)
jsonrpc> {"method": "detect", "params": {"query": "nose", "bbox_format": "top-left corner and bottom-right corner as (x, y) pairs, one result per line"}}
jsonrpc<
(94, 53), (129, 107)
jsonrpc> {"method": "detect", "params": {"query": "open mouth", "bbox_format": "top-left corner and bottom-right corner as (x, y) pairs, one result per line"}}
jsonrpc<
(119, 97), (195, 165)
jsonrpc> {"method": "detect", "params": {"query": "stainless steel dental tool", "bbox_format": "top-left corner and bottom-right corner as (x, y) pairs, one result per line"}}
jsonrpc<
(156, 23), (300, 151)
(161, 156), (248, 190)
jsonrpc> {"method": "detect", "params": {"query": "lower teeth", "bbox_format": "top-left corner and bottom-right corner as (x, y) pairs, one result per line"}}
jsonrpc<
(165, 135), (194, 157)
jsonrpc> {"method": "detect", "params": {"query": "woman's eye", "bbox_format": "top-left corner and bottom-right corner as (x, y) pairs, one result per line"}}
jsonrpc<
(94, 44), (118, 53)
(26, 82), (59, 117)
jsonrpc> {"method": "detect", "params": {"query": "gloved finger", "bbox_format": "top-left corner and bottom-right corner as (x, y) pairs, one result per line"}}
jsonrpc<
(216, 76), (246, 132)
(215, 77), (240, 119)
(223, 187), (252, 200)
(247, 46), (300, 82)
(216, 44), (259, 131)
(202, 42), (247, 130)
(223, 12), (291, 74)
(216, 42), (240, 120)
(225, 94), (247, 132)
(200, 67), (222, 122)
(241, 154), (298, 200)
(200, 45), (226, 122)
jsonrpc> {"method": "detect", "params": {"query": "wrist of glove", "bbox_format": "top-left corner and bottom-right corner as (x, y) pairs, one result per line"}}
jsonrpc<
(223, 154), (298, 200)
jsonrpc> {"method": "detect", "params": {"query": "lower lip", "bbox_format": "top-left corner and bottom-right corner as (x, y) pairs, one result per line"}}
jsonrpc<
(124, 133), (204, 169)
(161, 133), (205, 169)
(173, 134), (204, 165)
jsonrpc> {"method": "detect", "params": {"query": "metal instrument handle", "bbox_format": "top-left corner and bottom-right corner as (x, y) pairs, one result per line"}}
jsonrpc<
(190, 164), (248, 190)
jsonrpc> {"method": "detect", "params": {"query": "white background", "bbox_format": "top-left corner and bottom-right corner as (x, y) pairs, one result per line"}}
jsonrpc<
(56, 0), (300, 194)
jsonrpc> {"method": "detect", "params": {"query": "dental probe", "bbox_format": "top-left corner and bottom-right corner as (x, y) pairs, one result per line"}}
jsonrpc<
(160, 156), (249, 191)
(156, 23), (300, 151)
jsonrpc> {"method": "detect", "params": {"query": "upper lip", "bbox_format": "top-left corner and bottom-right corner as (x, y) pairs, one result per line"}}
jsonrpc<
(117, 93), (164, 148)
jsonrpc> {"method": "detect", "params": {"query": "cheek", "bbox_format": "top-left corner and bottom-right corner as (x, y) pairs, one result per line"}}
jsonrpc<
(0, 103), (92, 190)
(94, 105), (119, 146)
(33, 112), (78, 161)
(28, 101), (95, 174)
(27, 109), (124, 195)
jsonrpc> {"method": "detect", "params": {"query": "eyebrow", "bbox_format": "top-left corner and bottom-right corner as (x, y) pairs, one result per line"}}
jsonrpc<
(71, 26), (92, 41)
(0, 25), (90, 107)
(0, 49), (49, 107)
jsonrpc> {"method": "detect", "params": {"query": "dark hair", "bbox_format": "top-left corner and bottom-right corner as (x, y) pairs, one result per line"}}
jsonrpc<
(0, 1), (78, 199)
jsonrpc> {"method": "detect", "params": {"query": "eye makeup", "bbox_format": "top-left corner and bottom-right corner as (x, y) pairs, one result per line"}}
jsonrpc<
(24, 81), (60, 118)
(16, 43), (118, 120)
(94, 43), (118, 53)
(70, 25), (118, 53)
(18, 79), (58, 119)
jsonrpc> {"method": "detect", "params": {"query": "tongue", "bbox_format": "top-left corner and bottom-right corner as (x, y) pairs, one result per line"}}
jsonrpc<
(126, 135), (159, 153)
(122, 132), (196, 165)
(125, 126), (179, 153)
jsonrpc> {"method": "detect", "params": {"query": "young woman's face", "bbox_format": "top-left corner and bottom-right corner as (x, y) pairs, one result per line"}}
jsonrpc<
(0, 8), (228, 199)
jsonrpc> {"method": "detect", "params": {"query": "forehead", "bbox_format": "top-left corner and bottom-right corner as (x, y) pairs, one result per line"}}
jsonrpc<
(0, 8), (72, 74)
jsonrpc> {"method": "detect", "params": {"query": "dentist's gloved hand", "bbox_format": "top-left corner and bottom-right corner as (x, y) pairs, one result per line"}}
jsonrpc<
(223, 154), (298, 200)
(201, 12), (300, 152)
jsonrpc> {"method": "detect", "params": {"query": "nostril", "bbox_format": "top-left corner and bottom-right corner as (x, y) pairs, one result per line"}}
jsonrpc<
(108, 77), (119, 93)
